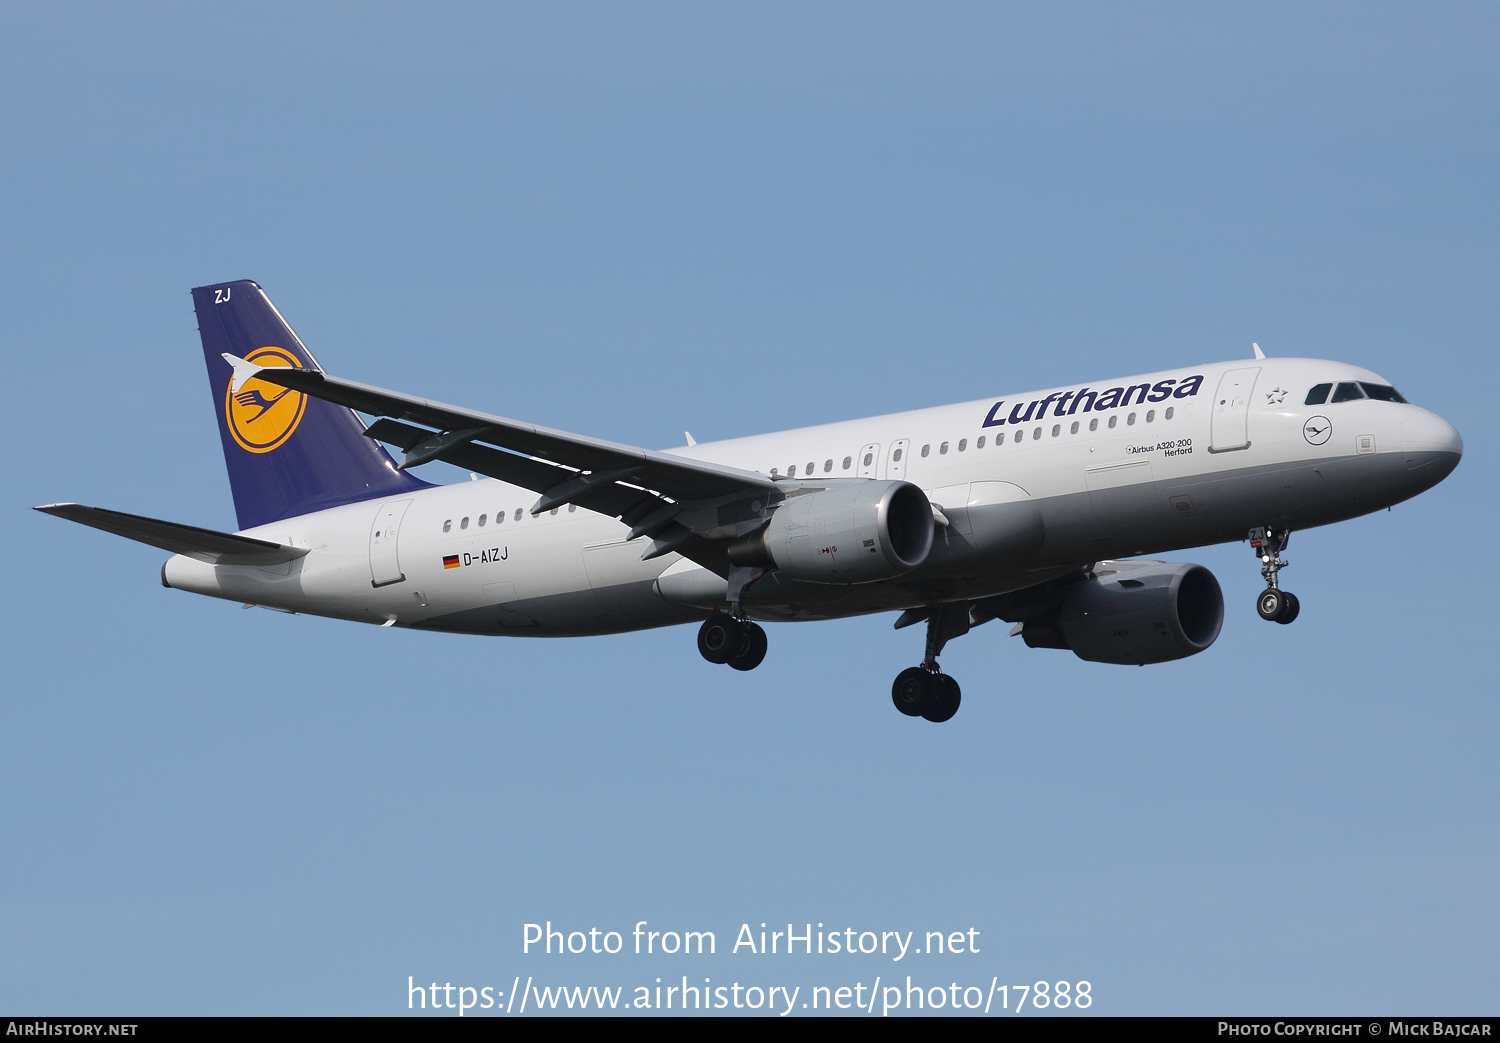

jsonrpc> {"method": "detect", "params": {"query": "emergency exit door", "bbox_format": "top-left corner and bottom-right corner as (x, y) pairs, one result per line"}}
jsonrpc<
(1210, 367), (1260, 452)
(886, 439), (910, 480)
(857, 443), (882, 479)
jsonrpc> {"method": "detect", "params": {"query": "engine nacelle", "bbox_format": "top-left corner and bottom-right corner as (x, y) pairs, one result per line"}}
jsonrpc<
(1020, 561), (1224, 665)
(728, 481), (934, 584)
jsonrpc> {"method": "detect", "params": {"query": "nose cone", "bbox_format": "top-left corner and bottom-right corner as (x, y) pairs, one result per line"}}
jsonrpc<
(1402, 410), (1463, 456)
(1401, 409), (1463, 483)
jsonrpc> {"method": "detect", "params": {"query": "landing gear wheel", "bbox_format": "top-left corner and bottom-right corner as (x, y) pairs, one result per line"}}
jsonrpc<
(922, 674), (962, 723)
(1275, 591), (1300, 625)
(1256, 588), (1286, 622)
(728, 622), (768, 671)
(1249, 527), (1298, 624)
(891, 667), (931, 717)
(697, 616), (742, 664)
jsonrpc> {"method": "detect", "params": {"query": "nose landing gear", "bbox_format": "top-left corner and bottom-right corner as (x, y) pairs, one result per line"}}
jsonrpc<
(890, 603), (967, 722)
(697, 615), (768, 671)
(1249, 526), (1300, 624)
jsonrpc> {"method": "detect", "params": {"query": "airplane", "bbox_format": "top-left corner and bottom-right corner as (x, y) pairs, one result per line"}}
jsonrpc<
(36, 280), (1463, 723)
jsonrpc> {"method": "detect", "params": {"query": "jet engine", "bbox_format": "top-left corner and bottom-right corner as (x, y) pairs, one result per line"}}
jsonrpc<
(1016, 561), (1224, 665)
(727, 480), (934, 584)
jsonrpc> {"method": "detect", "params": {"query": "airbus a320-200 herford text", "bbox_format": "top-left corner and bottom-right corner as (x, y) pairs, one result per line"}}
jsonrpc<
(39, 281), (1463, 722)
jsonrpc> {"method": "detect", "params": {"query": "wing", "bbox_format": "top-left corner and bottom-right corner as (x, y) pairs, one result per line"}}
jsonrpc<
(34, 503), (310, 566)
(232, 355), (784, 576)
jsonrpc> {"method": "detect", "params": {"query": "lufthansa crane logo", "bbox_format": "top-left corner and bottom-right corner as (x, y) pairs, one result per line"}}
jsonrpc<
(1303, 415), (1332, 445)
(225, 347), (307, 453)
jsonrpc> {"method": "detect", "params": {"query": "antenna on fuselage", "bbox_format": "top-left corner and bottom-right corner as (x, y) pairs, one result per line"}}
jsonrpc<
(1252, 342), (1267, 360)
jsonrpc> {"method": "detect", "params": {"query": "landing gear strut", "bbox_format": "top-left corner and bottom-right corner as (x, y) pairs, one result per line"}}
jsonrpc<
(1249, 526), (1300, 624)
(890, 604), (966, 722)
(697, 615), (768, 671)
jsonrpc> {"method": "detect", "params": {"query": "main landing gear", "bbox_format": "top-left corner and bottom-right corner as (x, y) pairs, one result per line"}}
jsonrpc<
(892, 668), (961, 723)
(697, 567), (770, 671)
(697, 615), (768, 671)
(890, 603), (967, 723)
(1249, 526), (1300, 625)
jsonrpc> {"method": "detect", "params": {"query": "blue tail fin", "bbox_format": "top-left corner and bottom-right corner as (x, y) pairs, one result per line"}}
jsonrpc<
(192, 280), (430, 530)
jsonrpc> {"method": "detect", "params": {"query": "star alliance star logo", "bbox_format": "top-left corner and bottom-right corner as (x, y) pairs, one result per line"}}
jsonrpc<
(1266, 387), (1287, 404)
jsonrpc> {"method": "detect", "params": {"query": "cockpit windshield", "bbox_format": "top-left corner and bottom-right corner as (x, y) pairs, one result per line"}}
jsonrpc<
(1311, 380), (1408, 405)
(1359, 382), (1407, 403)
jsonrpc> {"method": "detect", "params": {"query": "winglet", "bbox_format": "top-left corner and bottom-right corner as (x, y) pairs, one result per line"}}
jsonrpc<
(1252, 342), (1266, 360)
(685, 431), (697, 446)
(221, 353), (263, 393)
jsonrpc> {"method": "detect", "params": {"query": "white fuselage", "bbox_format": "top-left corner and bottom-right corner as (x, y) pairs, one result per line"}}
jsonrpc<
(162, 357), (1462, 636)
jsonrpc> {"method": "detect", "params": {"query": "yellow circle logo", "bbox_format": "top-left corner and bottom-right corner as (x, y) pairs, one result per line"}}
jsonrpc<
(225, 347), (307, 454)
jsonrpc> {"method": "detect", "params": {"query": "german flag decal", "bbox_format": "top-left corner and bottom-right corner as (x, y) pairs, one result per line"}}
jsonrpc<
(442, 554), (460, 569)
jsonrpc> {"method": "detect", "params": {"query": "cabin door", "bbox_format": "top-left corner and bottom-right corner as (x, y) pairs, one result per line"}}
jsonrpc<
(1210, 367), (1261, 452)
(369, 499), (412, 587)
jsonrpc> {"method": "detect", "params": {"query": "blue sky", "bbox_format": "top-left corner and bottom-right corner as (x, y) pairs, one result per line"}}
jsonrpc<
(2, 3), (1495, 1015)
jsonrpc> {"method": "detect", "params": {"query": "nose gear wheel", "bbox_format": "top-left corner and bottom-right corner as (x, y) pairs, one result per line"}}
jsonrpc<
(1256, 588), (1300, 624)
(1249, 526), (1300, 625)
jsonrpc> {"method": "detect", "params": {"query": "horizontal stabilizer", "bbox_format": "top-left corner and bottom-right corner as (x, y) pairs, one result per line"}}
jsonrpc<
(34, 503), (310, 566)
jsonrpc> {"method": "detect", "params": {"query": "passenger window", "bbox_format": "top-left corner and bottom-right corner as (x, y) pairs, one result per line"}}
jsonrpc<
(460, 516), (469, 529)
(976, 436), (986, 449)
(496, 511), (504, 524)
(1305, 383), (1332, 405)
(863, 453), (873, 466)
(939, 442), (949, 454)
(1032, 427), (1041, 440)
(1070, 421), (1079, 434)
(921, 445), (930, 457)
(995, 432), (1005, 445)
(788, 464), (797, 477)
(442, 519), (452, 533)
(842, 457), (851, 470)
(1146, 410), (1154, 423)
(892, 448), (903, 462)
(550, 508), (558, 516)
(1360, 383), (1407, 403)
(770, 468), (779, 477)
(958, 439), (967, 451)
(1051, 424), (1059, 437)
(1089, 418), (1098, 431)
(1127, 413), (1136, 425)
(478, 514), (487, 526)
(568, 504), (576, 512)
(1330, 382), (1365, 403)
(1164, 407), (1174, 420)
(806, 461), (815, 475)
(514, 509), (523, 521)
(1108, 416), (1117, 429)
(824, 459), (833, 472)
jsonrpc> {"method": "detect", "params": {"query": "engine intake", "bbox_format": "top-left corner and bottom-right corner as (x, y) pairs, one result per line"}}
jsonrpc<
(1020, 561), (1224, 665)
(728, 481), (934, 584)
